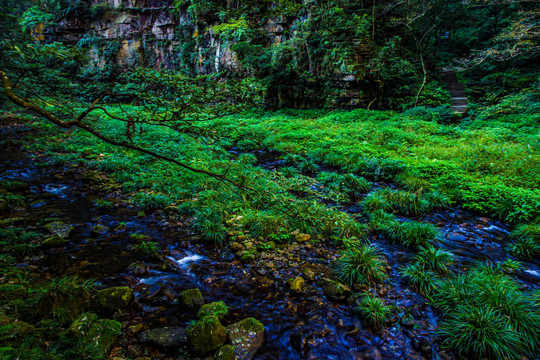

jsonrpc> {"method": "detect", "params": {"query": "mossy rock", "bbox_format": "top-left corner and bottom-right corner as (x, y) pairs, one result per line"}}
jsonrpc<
(41, 234), (68, 248)
(129, 233), (152, 242)
(290, 277), (305, 294)
(0, 283), (28, 300)
(215, 344), (235, 360)
(91, 286), (134, 315)
(67, 313), (121, 358)
(197, 301), (229, 320)
(91, 224), (109, 236)
(0, 199), (7, 212)
(319, 278), (351, 302)
(240, 253), (256, 264)
(138, 326), (186, 348)
(186, 316), (227, 357)
(180, 288), (204, 309)
(226, 318), (265, 360)
(43, 221), (75, 238)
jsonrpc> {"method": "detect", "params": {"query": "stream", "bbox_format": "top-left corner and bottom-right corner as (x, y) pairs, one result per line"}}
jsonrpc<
(1, 123), (539, 360)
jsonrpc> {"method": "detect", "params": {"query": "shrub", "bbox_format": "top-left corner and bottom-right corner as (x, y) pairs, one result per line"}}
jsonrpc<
(353, 294), (391, 328)
(335, 243), (388, 286)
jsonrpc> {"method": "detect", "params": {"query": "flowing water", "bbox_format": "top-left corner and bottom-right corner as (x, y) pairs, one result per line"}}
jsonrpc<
(2, 126), (539, 359)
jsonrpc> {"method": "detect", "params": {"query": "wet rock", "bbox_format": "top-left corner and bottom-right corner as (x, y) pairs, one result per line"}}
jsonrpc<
(141, 284), (162, 302)
(138, 326), (186, 348)
(290, 331), (311, 357)
(400, 315), (415, 328)
(230, 242), (244, 252)
(240, 253), (256, 264)
(303, 269), (315, 281)
(197, 301), (229, 320)
(43, 221), (75, 238)
(91, 224), (110, 236)
(67, 313), (121, 357)
(187, 316), (227, 357)
(290, 277), (305, 294)
(126, 345), (142, 358)
(215, 344), (235, 360)
(41, 234), (68, 248)
(0, 314), (35, 338)
(319, 278), (351, 302)
(180, 288), (204, 309)
(226, 318), (265, 360)
(0, 199), (8, 212)
(295, 233), (310, 243)
(412, 336), (432, 357)
(446, 232), (467, 241)
(91, 286), (134, 314)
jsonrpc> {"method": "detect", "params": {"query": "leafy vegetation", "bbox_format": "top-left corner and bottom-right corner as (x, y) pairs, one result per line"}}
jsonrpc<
(335, 242), (388, 286)
(354, 294), (392, 328)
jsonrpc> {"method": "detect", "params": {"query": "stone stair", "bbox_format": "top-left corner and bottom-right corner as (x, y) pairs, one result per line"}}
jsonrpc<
(444, 70), (468, 114)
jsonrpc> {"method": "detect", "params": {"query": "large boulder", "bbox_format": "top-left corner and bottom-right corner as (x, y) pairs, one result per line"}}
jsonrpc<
(91, 286), (134, 314)
(138, 327), (186, 349)
(67, 313), (121, 358)
(180, 288), (204, 309)
(226, 318), (265, 360)
(186, 316), (227, 357)
(319, 278), (350, 302)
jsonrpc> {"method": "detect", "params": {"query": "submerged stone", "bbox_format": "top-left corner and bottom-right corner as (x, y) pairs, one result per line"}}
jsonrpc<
(180, 288), (204, 309)
(91, 286), (134, 314)
(186, 316), (227, 356)
(91, 224), (110, 236)
(319, 278), (351, 302)
(226, 318), (265, 360)
(138, 326), (186, 348)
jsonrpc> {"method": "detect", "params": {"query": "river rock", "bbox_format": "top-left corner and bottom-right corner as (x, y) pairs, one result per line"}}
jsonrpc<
(319, 278), (351, 302)
(91, 286), (134, 314)
(41, 234), (68, 248)
(303, 269), (315, 281)
(412, 335), (432, 357)
(186, 316), (227, 356)
(0, 314), (35, 338)
(68, 313), (121, 358)
(226, 318), (265, 360)
(290, 277), (305, 294)
(197, 301), (229, 320)
(0, 199), (7, 212)
(91, 224), (110, 236)
(43, 221), (75, 238)
(180, 288), (204, 309)
(446, 232), (467, 241)
(215, 344), (235, 360)
(138, 326), (186, 348)
(295, 233), (310, 243)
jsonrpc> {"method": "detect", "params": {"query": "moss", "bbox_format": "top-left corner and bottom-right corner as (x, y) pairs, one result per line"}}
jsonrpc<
(214, 344), (235, 360)
(240, 253), (255, 264)
(67, 313), (121, 358)
(180, 288), (204, 309)
(197, 301), (229, 320)
(41, 234), (68, 248)
(186, 316), (227, 357)
(234, 317), (265, 333)
(91, 286), (133, 314)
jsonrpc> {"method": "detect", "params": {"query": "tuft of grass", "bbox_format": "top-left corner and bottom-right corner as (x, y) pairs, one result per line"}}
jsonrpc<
(381, 220), (439, 248)
(507, 222), (540, 259)
(335, 243), (388, 286)
(94, 199), (113, 209)
(400, 262), (437, 295)
(133, 240), (160, 258)
(433, 263), (540, 359)
(133, 192), (172, 212)
(353, 294), (392, 328)
(317, 172), (372, 202)
(414, 245), (453, 272)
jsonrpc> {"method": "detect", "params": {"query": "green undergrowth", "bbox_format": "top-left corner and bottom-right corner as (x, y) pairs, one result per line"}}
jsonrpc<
(204, 97), (540, 224)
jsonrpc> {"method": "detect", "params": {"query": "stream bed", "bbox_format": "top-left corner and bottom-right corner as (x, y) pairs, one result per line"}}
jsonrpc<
(1, 124), (539, 360)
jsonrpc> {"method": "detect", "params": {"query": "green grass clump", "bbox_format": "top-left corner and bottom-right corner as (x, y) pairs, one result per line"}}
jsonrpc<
(316, 172), (372, 202)
(133, 192), (172, 212)
(381, 220), (439, 248)
(354, 294), (391, 328)
(133, 240), (160, 258)
(433, 263), (540, 359)
(400, 262), (437, 295)
(335, 243), (388, 286)
(414, 245), (453, 272)
(94, 199), (113, 209)
(507, 223), (540, 259)
(363, 189), (450, 216)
